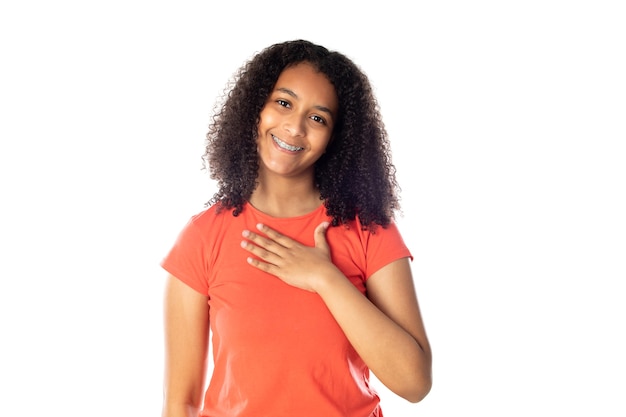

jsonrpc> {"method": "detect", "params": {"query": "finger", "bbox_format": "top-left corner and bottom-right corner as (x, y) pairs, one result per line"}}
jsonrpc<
(255, 223), (294, 248)
(246, 255), (276, 274)
(240, 238), (276, 262)
(242, 229), (285, 252)
(314, 221), (330, 252)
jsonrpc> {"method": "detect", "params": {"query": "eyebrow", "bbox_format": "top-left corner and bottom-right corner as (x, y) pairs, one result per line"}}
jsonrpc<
(275, 87), (335, 118)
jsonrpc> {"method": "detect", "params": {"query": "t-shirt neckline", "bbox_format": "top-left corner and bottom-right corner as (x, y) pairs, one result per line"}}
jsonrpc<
(244, 201), (326, 222)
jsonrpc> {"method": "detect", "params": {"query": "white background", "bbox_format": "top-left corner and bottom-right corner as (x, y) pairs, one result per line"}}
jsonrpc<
(1, 1), (624, 415)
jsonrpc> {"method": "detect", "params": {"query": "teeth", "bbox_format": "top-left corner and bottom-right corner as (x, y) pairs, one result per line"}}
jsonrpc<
(272, 135), (304, 152)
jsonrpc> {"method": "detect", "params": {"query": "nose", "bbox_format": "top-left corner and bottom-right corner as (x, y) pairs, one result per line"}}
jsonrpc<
(283, 113), (306, 137)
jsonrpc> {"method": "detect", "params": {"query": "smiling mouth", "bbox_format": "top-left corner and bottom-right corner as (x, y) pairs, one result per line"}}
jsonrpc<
(272, 134), (304, 152)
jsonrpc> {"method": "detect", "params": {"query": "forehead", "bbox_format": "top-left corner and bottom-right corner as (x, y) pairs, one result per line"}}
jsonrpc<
(273, 63), (338, 112)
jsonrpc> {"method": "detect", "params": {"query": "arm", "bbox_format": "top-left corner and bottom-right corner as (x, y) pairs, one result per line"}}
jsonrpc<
(162, 274), (210, 417)
(316, 257), (432, 402)
(241, 222), (432, 402)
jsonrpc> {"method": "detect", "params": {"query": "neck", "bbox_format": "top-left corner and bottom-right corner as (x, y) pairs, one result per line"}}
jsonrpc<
(249, 175), (322, 218)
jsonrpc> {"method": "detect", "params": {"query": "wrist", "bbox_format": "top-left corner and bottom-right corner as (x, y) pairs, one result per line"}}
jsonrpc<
(312, 265), (347, 295)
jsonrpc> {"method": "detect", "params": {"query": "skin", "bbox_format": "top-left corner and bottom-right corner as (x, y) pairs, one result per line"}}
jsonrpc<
(251, 62), (338, 217)
(162, 63), (432, 417)
(162, 276), (209, 417)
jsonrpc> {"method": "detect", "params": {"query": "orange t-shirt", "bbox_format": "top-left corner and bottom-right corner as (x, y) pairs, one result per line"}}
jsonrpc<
(161, 203), (412, 417)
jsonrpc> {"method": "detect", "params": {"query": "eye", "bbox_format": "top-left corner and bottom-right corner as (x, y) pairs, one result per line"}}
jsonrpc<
(276, 99), (290, 108)
(310, 115), (326, 125)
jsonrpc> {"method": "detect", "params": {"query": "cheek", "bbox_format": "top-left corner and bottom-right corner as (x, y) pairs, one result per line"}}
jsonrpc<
(313, 131), (333, 150)
(257, 107), (277, 129)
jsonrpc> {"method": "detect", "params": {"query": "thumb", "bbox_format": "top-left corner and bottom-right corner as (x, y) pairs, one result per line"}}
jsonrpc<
(314, 221), (330, 252)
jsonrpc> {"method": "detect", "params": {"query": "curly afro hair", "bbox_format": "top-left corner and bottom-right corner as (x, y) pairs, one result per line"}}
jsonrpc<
(204, 39), (401, 230)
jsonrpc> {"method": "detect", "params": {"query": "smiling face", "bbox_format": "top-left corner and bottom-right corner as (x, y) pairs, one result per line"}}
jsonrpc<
(256, 62), (338, 182)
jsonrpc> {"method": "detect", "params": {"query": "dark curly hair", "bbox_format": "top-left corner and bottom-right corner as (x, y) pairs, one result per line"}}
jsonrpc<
(204, 39), (400, 230)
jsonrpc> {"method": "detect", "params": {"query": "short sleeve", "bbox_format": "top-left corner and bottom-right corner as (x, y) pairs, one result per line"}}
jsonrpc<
(161, 216), (210, 295)
(364, 221), (413, 279)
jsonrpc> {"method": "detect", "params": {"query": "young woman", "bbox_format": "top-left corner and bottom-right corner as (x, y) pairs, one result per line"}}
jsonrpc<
(161, 39), (432, 417)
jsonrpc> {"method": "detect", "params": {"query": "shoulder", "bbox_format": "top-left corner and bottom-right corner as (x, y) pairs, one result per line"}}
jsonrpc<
(327, 217), (411, 281)
(329, 217), (411, 257)
(332, 216), (404, 241)
(186, 203), (233, 229)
